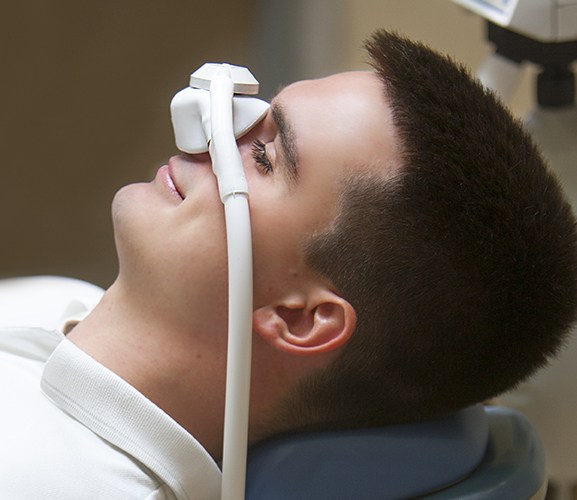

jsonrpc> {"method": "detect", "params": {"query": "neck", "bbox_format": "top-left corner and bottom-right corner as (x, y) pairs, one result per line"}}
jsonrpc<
(67, 280), (228, 459)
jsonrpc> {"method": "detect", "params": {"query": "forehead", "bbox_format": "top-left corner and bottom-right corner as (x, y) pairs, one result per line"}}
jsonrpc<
(271, 71), (401, 178)
(272, 71), (384, 109)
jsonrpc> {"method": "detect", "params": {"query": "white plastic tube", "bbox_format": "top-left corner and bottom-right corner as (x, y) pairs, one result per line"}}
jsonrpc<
(209, 65), (253, 500)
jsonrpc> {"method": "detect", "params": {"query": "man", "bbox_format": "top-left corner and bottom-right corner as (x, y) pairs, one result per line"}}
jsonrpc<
(1, 30), (576, 499)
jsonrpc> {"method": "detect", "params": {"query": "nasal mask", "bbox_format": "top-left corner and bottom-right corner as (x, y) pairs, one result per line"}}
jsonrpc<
(170, 63), (268, 500)
(171, 63), (269, 154)
(171, 63), (270, 201)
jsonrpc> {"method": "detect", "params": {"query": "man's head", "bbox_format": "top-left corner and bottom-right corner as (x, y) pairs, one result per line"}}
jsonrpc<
(276, 30), (577, 432)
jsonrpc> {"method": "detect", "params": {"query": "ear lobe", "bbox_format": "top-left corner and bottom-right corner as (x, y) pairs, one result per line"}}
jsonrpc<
(253, 291), (356, 356)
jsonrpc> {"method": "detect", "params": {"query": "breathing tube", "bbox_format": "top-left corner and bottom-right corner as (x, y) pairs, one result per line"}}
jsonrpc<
(170, 63), (269, 500)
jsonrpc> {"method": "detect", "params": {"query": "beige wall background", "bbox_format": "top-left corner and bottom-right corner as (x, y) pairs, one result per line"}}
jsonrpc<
(1, 1), (257, 287)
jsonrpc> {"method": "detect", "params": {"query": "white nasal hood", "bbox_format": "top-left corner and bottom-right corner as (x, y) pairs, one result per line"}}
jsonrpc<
(170, 63), (270, 154)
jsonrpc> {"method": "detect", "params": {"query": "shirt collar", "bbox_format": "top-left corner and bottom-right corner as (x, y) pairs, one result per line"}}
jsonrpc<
(41, 338), (222, 500)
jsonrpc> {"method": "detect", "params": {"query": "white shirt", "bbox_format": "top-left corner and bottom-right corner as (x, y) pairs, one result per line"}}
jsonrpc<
(0, 276), (221, 499)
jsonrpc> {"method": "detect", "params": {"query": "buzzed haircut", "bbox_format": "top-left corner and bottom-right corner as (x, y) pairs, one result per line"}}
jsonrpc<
(288, 30), (577, 430)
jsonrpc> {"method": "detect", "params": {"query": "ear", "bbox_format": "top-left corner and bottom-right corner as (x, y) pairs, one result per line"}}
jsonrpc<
(253, 289), (356, 356)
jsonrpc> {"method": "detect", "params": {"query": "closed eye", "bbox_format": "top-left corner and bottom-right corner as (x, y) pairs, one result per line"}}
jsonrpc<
(251, 139), (273, 174)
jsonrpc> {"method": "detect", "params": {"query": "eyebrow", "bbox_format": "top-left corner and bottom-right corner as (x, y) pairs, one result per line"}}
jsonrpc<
(271, 101), (299, 186)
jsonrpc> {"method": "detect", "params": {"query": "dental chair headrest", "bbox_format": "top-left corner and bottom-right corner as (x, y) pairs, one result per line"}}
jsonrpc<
(246, 404), (489, 499)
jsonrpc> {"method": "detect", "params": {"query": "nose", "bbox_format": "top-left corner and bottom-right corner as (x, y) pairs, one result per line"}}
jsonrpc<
(175, 106), (269, 177)
(179, 151), (212, 169)
(177, 112), (269, 190)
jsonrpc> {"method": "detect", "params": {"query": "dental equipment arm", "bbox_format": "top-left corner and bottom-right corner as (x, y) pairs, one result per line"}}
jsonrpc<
(171, 63), (269, 500)
(452, 0), (577, 103)
(452, 0), (577, 42)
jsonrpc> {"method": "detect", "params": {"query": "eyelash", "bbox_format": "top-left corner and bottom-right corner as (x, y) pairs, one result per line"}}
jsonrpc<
(251, 139), (273, 174)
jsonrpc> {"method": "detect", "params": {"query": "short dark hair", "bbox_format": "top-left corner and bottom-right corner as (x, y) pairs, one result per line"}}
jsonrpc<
(288, 30), (577, 430)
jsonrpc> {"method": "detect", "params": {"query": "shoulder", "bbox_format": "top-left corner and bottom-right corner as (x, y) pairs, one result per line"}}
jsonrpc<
(0, 275), (104, 330)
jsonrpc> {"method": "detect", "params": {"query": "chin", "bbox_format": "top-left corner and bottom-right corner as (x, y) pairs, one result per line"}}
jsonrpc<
(111, 184), (158, 277)
(111, 183), (143, 226)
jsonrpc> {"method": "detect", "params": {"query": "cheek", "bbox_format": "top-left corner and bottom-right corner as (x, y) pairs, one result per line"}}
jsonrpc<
(248, 181), (341, 305)
(249, 198), (310, 305)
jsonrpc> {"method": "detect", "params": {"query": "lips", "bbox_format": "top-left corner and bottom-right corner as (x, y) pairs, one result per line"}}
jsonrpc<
(158, 164), (184, 201)
(161, 153), (213, 202)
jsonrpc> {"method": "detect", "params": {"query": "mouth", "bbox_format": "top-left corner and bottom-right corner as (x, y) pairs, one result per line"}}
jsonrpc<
(157, 164), (185, 201)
